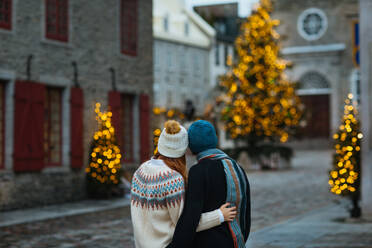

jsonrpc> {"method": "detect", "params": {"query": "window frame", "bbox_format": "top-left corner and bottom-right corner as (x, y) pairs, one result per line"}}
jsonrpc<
(44, 86), (63, 167)
(45, 0), (69, 42)
(184, 21), (189, 36)
(0, 0), (12, 30)
(215, 43), (220, 66)
(297, 8), (328, 41)
(120, 0), (138, 56)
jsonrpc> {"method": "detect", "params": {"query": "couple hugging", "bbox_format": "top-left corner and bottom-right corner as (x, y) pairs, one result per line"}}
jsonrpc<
(130, 120), (251, 248)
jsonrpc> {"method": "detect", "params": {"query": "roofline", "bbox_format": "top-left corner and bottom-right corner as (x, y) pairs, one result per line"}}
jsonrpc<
(184, 8), (216, 38)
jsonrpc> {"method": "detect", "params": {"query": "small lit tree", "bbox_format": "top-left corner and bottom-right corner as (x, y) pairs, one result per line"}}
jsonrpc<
(86, 103), (122, 198)
(329, 93), (362, 218)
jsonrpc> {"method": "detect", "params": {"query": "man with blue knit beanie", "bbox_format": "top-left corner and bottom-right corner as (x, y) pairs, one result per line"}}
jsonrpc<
(167, 120), (251, 248)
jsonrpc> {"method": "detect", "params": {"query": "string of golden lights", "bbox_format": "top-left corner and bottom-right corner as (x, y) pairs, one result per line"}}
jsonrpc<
(86, 103), (122, 185)
(329, 93), (362, 195)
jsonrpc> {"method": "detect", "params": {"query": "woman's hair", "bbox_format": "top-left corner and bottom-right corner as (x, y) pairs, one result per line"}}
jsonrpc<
(154, 153), (187, 183)
(154, 120), (188, 183)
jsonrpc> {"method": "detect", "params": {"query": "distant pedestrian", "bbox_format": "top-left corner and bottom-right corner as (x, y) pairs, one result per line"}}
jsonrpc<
(167, 120), (251, 248)
(130, 120), (236, 248)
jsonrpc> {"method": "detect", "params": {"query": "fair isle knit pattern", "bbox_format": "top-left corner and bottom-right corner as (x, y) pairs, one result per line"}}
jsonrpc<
(131, 162), (185, 209)
(131, 158), (223, 248)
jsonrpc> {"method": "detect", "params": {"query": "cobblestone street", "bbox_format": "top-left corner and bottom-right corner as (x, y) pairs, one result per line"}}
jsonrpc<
(0, 150), (339, 248)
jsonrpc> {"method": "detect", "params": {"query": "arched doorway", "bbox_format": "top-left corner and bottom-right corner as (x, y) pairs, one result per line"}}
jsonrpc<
(298, 71), (331, 138)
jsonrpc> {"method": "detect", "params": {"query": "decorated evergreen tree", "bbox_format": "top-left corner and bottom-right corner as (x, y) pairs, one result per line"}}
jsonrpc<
(329, 93), (362, 217)
(219, 0), (303, 164)
(86, 103), (122, 198)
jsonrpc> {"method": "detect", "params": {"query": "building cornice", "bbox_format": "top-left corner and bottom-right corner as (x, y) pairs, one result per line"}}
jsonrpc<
(154, 32), (211, 49)
(282, 43), (346, 55)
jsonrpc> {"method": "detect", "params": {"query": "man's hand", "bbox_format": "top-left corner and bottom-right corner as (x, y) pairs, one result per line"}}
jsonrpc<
(219, 203), (237, 222)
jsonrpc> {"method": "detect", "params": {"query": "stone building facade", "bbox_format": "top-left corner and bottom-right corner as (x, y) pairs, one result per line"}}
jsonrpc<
(0, 0), (153, 210)
(273, 0), (359, 142)
(360, 0), (372, 217)
(153, 0), (215, 115)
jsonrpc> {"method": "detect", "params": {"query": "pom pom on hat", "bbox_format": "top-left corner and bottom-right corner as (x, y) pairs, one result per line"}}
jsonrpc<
(164, 120), (181, 134)
(188, 120), (218, 154)
(158, 120), (188, 158)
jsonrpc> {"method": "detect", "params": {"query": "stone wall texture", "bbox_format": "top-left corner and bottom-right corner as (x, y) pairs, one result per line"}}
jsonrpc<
(273, 0), (359, 136)
(0, 0), (153, 210)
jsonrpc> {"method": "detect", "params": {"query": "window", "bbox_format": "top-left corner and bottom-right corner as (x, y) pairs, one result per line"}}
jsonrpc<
(184, 21), (189, 36)
(224, 44), (228, 66)
(154, 44), (160, 70)
(121, 0), (138, 56)
(215, 43), (220, 65)
(164, 14), (169, 32)
(166, 90), (172, 106)
(214, 22), (226, 35)
(180, 48), (186, 71)
(44, 87), (63, 166)
(45, 0), (68, 42)
(0, 83), (4, 169)
(121, 94), (134, 162)
(193, 53), (200, 75)
(350, 69), (361, 104)
(299, 71), (330, 90)
(167, 49), (172, 68)
(297, 8), (327, 41)
(0, 0), (11, 30)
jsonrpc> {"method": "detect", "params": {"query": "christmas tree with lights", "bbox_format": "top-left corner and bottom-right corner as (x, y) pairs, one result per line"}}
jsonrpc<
(219, 0), (302, 164)
(329, 93), (362, 217)
(86, 103), (122, 198)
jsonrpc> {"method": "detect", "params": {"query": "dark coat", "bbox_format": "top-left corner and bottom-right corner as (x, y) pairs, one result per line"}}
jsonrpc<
(167, 157), (251, 248)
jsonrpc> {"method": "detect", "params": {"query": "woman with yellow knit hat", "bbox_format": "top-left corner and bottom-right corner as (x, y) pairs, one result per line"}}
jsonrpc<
(130, 120), (236, 248)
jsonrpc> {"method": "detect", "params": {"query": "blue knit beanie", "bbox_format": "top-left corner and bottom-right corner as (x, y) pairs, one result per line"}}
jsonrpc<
(188, 120), (218, 154)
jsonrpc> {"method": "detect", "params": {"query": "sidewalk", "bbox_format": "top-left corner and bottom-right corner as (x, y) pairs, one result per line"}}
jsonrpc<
(0, 198), (130, 228)
(2, 199), (372, 248)
(246, 203), (372, 248)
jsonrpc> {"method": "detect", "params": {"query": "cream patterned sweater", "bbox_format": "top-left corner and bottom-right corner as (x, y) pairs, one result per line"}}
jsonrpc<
(131, 158), (223, 248)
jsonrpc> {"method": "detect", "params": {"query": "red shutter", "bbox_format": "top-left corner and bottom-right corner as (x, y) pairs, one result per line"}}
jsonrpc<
(14, 81), (45, 172)
(140, 94), (150, 163)
(70, 87), (84, 169)
(108, 91), (122, 148)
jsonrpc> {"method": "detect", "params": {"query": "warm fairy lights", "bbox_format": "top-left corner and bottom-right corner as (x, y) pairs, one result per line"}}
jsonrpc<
(329, 94), (362, 195)
(86, 102), (122, 185)
(153, 128), (161, 154)
(219, 0), (303, 144)
(153, 107), (186, 120)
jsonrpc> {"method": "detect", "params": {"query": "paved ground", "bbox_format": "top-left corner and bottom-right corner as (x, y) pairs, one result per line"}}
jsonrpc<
(248, 150), (334, 231)
(2, 150), (369, 248)
(247, 204), (372, 248)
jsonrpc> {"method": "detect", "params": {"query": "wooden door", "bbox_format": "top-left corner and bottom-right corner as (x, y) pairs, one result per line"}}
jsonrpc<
(300, 94), (330, 138)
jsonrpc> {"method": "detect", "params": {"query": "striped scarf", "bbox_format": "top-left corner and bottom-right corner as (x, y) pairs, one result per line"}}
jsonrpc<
(197, 148), (247, 248)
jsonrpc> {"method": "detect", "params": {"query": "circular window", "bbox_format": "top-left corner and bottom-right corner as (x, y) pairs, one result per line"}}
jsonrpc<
(297, 8), (328, 41)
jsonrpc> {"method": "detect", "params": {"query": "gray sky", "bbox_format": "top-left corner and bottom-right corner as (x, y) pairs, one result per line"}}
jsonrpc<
(186, 0), (259, 17)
